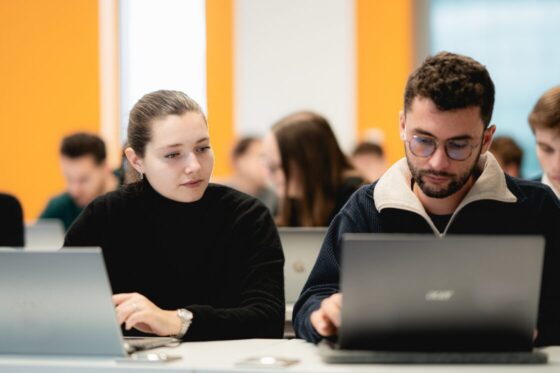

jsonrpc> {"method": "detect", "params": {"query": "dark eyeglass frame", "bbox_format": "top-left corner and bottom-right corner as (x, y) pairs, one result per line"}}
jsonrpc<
(406, 134), (482, 161)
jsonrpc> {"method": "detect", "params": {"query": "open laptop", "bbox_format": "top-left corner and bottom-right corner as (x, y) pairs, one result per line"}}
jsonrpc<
(320, 234), (547, 364)
(278, 227), (328, 306)
(24, 219), (65, 250)
(0, 248), (179, 357)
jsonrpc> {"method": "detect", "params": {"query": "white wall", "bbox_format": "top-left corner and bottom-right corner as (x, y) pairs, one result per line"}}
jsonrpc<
(234, 0), (356, 151)
(119, 0), (207, 142)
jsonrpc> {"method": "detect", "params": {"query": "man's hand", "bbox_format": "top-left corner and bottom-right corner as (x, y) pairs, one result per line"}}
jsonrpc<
(310, 293), (342, 337)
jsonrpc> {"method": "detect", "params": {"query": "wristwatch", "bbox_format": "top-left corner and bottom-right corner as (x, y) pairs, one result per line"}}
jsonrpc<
(175, 308), (193, 339)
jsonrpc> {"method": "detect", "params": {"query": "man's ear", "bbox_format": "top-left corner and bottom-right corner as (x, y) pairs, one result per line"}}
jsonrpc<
(481, 125), (497, 154)
(399, 110), (406, 141)
(124, 147), (143, 174)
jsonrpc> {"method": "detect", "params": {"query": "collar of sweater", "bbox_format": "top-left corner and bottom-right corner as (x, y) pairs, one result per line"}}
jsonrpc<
(373, 152), (517, 236)
(542, 173), (560, 199)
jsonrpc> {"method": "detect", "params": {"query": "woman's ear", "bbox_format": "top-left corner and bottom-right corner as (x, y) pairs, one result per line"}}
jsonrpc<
(124, 147), (143, 174)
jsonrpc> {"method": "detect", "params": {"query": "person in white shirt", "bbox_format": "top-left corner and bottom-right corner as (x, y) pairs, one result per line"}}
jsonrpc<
(528, 86), (560, 198)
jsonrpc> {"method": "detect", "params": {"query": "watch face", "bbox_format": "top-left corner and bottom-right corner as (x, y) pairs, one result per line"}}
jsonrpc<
(179, 308), (193, 321)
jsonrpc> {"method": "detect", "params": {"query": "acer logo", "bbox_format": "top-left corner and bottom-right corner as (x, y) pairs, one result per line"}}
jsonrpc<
(425, 290), (454, 301)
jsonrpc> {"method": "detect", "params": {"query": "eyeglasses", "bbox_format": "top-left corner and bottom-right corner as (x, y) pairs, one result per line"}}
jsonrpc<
(406, 135), (480, 161)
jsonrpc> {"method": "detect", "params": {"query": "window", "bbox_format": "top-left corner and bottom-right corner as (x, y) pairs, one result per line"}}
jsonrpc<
(120, 0), (207, 141)
(430, 0), (560, 177)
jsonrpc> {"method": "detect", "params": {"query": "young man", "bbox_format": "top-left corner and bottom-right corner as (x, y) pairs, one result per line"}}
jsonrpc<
(40, 133), (118, 230)
(528, 86), (560, 198)
(489, 136), (523, 178)
(293, 52), (560, 347)
(350, 142), (387, 183)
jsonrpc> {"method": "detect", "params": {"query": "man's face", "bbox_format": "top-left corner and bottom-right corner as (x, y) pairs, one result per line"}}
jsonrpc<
(399, 97), (494, 199)
(60, 155), (107, 207)
(235, 140), (268, 188)
(535, 127), (560, 192)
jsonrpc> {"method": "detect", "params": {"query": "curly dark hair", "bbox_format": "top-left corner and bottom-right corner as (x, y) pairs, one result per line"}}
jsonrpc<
(60, 132), (106, 165)
(404, 52), (495, 128)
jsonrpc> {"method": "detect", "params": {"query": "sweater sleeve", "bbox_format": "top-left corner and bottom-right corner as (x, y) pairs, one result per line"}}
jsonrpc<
(534, 190), (560, 347)
(292, 185), (377, 343)
(184, 200), (285, 341)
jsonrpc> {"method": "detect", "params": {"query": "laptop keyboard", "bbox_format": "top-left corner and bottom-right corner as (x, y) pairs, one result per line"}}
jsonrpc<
(123, 337), (181, 353)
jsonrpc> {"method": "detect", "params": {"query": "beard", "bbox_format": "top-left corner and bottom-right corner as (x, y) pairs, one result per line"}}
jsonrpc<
(406, 150), (481, 199)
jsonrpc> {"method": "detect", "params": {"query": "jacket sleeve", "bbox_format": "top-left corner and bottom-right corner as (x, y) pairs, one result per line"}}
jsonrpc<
(292, 185), (377, 343)
(184, 201), (285, 341)
(535, 191), (560, 347)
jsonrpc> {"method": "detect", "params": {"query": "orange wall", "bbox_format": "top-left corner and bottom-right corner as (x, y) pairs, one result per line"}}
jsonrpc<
(356, 0), (413, 165)
(206, 0), (234, 179)
(0, 0), (100, 221)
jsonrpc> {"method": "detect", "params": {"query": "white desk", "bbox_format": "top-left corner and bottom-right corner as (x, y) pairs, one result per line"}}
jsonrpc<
(1, 339), (559, 373)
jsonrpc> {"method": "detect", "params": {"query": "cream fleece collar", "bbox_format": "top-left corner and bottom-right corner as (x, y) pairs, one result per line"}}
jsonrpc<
(373, 152), (517, 237)
(542, 174), (560, 199)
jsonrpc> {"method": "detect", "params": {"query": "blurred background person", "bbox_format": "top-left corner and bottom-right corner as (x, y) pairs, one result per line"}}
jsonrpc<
(0, 193), (24, 247)
(40, 133), (119, 230)
(225, 136), (277, 213)
(263, 111), (364, 227)
(350, 141), (387, 183)
(528, 86), (560, 198)
(489, 136), (524, 178)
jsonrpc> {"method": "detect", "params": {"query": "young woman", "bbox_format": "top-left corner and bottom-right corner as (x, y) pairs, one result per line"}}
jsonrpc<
(64, 90), (285, 341)
(263, 111), (364, 227)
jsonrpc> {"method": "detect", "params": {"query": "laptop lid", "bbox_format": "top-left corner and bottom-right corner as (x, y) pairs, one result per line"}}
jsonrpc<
(0, 248), (128, 357)
(24, 219), (65, 250)
(278, 227), (327, 304)
(339, 234), (545, 352)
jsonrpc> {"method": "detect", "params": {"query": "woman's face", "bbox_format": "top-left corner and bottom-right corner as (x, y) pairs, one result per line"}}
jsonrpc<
(262, 132), (302, 198)
(263, 132), (286, 198)
(129, 112), (214, 202)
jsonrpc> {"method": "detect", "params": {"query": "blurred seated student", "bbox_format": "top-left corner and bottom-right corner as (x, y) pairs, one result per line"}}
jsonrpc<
(350, 141), (387, 183)
(0, 193), (24, 247)
(489, 136), (523, 178)
(263, 111), (364, 227)
(225, 136), (277, 213)
(40, 133), (119, 230)
(64, 90), (284, 341)
(528, 86), (560, 198)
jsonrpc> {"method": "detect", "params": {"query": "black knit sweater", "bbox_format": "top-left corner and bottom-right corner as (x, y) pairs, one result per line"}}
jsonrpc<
(64, 179), (285, 341)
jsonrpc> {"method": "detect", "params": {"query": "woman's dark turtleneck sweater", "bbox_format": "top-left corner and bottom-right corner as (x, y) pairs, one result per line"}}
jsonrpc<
(64, 178), (285, 340)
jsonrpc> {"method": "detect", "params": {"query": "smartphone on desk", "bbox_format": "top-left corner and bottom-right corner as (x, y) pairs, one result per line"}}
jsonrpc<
(235, 356), (299, 368)
(117, 352), (182, 364)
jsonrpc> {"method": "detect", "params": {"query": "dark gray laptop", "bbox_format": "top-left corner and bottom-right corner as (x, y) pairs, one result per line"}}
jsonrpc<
(320, 234), (547, 364)
(0, 248), (178, 357)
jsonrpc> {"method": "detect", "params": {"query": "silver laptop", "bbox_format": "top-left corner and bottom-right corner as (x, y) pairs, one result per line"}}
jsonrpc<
(0, 248), (178, 357)
(321, 234), (546, 363)
(24, 219), (65, 250)
(278, 227), (327, 305)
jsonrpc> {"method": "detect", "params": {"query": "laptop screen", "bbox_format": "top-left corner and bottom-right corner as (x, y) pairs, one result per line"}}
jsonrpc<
(0, 249), (128, 357)
(339, 234), (544, 352)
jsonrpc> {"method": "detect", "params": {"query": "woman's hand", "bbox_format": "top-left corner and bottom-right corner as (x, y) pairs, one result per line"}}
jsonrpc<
(112, 293), (182, 336)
